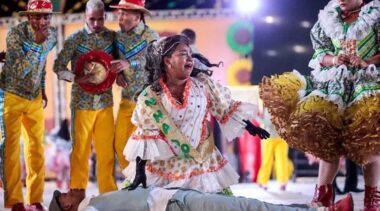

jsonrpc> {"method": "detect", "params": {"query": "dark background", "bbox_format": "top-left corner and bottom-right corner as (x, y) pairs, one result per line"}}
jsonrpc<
(250, 0), (329, 83)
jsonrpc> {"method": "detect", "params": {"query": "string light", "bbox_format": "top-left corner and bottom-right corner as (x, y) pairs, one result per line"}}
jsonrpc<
(236, 0), (260, 14)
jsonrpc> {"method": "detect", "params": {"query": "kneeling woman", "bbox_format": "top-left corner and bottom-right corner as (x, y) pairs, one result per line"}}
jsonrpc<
(123, 35), (269, 193)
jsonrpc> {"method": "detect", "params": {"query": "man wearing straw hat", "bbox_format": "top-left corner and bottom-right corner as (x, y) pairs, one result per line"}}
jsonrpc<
(110, 0), (159, 177)
(53, 0), (118, 205)
(0, 0), (59, 210)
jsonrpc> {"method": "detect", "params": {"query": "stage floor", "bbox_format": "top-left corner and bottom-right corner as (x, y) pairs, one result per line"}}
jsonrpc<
(0, 176), (375, 210)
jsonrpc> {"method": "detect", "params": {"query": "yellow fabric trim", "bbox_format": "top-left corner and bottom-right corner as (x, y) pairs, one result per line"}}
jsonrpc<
(295, 96), (342, 129)
(271, 72), (305, 107)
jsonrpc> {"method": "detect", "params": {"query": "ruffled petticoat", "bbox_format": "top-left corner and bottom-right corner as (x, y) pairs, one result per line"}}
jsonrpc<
(123, 147), (239, 193)
(260, 65), (380, 165)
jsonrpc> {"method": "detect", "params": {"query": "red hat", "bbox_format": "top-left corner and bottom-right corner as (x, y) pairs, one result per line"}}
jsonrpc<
(19, 0), (60, 16)
(75, 50), (117, 94)
(110, 0), (152, 16)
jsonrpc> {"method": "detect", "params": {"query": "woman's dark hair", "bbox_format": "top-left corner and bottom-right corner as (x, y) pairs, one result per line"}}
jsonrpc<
(144, 35), (190, 92)
(191, 53), (222, 77)
(162, 35), (190, 57)
(138, 35), (222, 100)
(181, 28), (196, 44)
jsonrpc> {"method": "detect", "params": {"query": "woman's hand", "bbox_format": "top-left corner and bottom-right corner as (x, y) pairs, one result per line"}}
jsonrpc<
(348, 55), (369, 68)
(329, 54), (350, 66)
(243, 120), (270, 139)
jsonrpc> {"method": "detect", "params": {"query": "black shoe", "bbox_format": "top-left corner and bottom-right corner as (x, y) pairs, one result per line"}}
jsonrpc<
(333, 180), (344, 195)
(344, 187), (364, 193)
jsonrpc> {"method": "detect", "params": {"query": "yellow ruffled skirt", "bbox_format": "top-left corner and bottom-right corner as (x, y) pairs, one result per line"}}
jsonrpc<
(343, 95), (380, 164)
(260, 71), (380, 165)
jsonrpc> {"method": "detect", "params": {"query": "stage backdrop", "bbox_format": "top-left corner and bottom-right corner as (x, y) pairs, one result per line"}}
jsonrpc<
(0, 9), (257, 130)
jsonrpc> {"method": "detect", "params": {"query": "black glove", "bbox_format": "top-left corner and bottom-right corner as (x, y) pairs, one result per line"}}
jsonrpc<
(243, 119), (270, 139)
(123, 156), (147, 190)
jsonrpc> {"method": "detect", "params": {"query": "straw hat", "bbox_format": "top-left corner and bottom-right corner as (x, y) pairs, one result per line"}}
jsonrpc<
(110, 0), (152, 16)
(19, 0), (60, 16)
(75, 50), (117, 94)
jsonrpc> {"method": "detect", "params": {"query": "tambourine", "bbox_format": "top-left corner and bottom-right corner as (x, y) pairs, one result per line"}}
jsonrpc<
(75, 50), (116, 94)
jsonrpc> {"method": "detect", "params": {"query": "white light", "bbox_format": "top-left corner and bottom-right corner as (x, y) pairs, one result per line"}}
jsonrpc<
(293, 45), (307, 53)
(266, 50), (278, 57)
(236, 0), (260, 14)
(264, 16), (275, 24)
(300, 21), (311, 28)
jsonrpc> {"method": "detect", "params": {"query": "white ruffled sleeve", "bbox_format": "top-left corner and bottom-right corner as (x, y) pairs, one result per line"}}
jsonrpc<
(123, 93), (176, 162)
(308, 21), (335, 69)
(196, 73), (258, 142)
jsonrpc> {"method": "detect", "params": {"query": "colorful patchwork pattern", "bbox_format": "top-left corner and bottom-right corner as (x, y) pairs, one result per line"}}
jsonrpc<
(54, 27), (116, 109)
(0, 21), (57, 99)
(116, 22), (159, 101)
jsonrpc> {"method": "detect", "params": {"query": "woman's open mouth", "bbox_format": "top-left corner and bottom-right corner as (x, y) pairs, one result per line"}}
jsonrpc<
(184, 63), (193, 69)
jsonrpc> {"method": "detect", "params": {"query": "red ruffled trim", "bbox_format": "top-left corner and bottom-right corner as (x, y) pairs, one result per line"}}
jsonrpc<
(217, 101), (242, 124)
(159, 77), (192, 109)
(146, 159), (228, 181)
(131, 133), (166, 140)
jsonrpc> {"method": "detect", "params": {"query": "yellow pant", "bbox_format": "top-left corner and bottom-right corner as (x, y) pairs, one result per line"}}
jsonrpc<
(257, 137), (290, 185)
(0, 91), (44, 207)
(115, 99), (136, 170)
(70, 107), (117, 193)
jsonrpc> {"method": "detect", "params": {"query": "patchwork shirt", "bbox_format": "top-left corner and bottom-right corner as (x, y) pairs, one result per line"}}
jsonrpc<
(116, 21), (159, 101)
(1, 21), (57, 100)
(54, 25), (116, 110)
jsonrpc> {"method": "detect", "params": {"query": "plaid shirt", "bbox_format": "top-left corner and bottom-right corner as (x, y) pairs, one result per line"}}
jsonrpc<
(1, 21), (57, 100)
(116, 21), (159, 101)
(54, 25), (116, 110)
